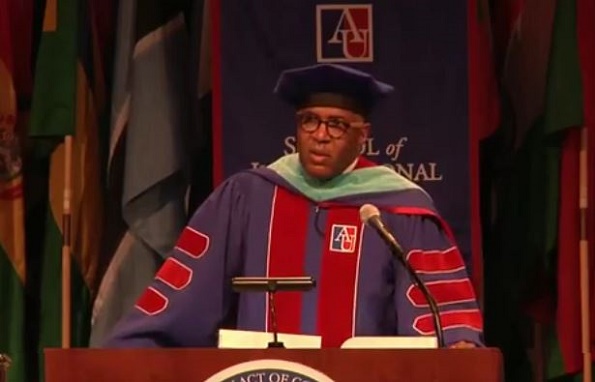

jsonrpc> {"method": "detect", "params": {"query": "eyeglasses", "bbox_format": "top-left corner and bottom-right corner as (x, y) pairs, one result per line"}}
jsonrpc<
(295, 112), (366, 139)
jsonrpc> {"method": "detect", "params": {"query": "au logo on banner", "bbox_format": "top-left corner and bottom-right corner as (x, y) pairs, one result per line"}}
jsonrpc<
(204, 359), (335, 382)
(316, 4), (373, 63)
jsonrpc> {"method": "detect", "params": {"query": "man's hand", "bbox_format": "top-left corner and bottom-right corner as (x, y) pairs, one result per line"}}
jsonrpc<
(448, 341), (477, 349)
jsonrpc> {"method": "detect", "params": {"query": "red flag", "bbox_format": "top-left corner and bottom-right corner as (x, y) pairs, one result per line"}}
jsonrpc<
(6, 0), (33, 98)
(491, 0), (524, 73)
(468, 0), (500, 140)
(467, 0), (501, 300)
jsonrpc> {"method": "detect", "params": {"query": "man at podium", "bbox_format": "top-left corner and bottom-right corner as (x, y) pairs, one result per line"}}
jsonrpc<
(102, 64), (483, 350)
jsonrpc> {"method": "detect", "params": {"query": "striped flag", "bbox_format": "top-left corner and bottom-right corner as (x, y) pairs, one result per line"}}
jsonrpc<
(0, 1), (27, 381)
(90, 0), (193, 346)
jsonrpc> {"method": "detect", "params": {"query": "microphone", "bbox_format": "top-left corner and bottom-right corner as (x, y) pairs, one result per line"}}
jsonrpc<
(359, 204), (445, 348)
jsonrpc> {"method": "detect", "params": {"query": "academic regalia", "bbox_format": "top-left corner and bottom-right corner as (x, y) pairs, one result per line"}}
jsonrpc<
(103, 153), (483, 348)
(103, 63), (483, 348)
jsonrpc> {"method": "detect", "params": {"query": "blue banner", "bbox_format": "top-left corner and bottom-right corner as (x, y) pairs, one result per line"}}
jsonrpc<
(213, 0), (477, 275)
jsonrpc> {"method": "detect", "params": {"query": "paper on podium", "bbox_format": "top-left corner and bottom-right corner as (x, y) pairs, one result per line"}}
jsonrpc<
(341, 336), (438, 349)
(218, 329), (321, 349)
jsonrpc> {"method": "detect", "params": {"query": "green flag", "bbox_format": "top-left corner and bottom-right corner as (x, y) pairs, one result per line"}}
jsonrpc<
(29, 0), (105, 379)
(30, 0), (77, 140)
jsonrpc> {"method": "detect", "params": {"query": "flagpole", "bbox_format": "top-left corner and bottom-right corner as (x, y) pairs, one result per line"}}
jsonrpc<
(61, 135), (73, 349)
(579, 126), (591, 382)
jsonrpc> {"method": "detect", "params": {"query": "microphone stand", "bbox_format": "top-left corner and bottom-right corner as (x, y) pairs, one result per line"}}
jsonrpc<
(365, 218), (445, 348)
(231, 276), (316, 349)
(266, 285), (284, 348)
(393, 249), (445, 348)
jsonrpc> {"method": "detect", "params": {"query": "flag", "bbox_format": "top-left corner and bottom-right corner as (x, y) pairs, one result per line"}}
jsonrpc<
(187, 0), (212, 212)
(552, 0), (595, 377)
(5, 0), (33, 104)
(501, 0), (557, 149)
(491, 0), (524, 75)
(468, 0), (500, 141)
(578, 0), (595, 374)
(529, 0), (583, 378)
(89, 0), (192, 346)
(0, 1), (27, 381)
(489, 0), (583, 380)
(467, 0), (501, 301)
(29, 0), (105, 379)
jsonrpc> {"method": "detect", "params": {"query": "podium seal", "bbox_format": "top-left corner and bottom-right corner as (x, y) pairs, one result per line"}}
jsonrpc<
(204, 359), (335, 382)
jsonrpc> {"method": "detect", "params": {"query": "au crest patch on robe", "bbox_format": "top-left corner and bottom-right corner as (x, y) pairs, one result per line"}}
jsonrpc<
(329, 224), (358, 253)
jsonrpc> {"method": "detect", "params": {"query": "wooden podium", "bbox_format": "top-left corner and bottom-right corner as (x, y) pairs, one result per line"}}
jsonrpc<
(44, 348), (503, 381)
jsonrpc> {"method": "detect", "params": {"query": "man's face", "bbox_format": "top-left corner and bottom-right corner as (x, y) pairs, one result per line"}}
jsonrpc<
(296, 106), (369, 180)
